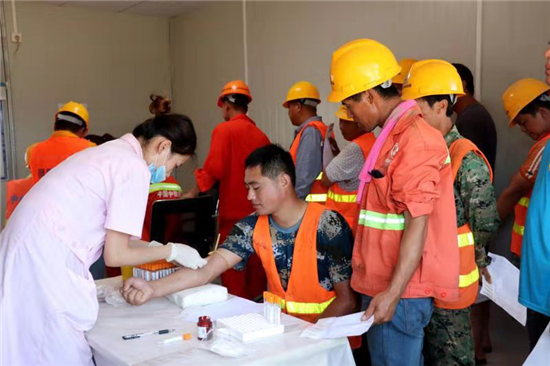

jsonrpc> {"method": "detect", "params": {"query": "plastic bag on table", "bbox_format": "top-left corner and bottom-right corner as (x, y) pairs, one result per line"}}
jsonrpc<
(196, 327), (254, 358)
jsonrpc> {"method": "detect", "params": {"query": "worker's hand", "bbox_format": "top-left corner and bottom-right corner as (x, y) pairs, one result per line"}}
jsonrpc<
(480, 266), (492, 284)
(328, 136), (340, 156)
(181, 192), (196, 199)
(166, 243), (207, 270)
(361, 290), (400, 325)
(120, 277), (155, 306)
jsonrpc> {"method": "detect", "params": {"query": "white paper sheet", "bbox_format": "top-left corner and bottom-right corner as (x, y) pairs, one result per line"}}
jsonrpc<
(480, 253), (527, 326)
(322, 123), (336, 169)
(523, 323), (550, 365)
(300, 312), (374, 339)
(179, 296), (264, 322)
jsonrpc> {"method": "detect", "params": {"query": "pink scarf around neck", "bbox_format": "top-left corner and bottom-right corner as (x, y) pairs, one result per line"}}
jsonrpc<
(356, 99), (417, 203)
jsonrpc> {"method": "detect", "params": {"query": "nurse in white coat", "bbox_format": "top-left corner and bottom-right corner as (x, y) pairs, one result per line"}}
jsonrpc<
(0, 103), (206, 365)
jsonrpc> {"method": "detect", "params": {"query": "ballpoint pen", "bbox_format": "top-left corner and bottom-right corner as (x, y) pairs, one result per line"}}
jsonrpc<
(122, 329), (176, 340)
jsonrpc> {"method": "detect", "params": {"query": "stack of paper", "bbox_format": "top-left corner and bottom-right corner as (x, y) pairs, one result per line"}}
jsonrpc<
(301, 312), (374, 339)
(480, 253), (527, 326)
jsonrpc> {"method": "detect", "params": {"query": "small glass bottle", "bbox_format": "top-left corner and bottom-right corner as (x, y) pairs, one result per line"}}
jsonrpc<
(197, 316), (213, 340)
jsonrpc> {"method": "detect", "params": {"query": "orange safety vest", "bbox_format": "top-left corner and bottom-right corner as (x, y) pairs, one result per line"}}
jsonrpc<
(29, 130), (95, 183)
(5, 176), (34, 221)
(252, 203), (336, 323)
(289, 120), (329, 203)
(510, 134), (550, 257)
(435, 138), (494, 309)
(353, 107), (459, 301)
(325, 132), (375, 234)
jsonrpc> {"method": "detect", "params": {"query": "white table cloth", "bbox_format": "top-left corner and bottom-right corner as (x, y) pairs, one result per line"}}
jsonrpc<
(87, 277), (355, 365)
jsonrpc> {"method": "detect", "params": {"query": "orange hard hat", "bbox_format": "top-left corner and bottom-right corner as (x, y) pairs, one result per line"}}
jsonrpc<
(217, 80), (252, 107)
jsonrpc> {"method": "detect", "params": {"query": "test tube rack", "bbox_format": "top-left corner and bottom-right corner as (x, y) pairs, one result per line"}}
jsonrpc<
(216, 313), (285, 342)
(133, 260), (179, 281)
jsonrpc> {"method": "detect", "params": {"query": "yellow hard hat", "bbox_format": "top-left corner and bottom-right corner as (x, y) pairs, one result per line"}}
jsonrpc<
(328, 39), (401, 103)
(335, 105), (353, 121)
(502, 78), (550, 126)
(56, 101), (89, 127)
(282, 81), (321, 108)
(401, 59), (465, 101)
(392, 58), (418, 85)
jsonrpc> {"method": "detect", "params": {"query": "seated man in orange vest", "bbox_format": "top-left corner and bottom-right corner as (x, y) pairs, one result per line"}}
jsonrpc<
(402, 60), (500, 366)
(498, 79), (550, 266)
(29, 101), (95, 183)
(122, 144), (358, 323)
(321, 105), (375, 234)
(284, 81), (329, 203)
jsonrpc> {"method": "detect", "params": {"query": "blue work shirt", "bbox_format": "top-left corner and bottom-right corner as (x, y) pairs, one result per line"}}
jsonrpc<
(293, 116), (323, 199)
(520, 140), (550, 317)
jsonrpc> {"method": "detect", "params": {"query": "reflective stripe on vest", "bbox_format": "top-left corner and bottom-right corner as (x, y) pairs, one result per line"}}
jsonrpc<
(459, 267), (479, 288)
(149, 183), (182, 194)
(444, 154), (451, 165)
(518, 197), (530, 208)
(513, 222), (525, 236)
(282, 296), (336, 315)
(457, 231), (474, 248)
(358, 210), (405, 231)
(305, 194), (328, 202)
(305, 172), (327, 203)
(327, 190), (357, 203)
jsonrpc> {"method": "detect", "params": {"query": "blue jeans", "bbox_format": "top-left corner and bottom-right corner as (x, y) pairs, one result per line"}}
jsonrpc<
(362, 295), (433, 366)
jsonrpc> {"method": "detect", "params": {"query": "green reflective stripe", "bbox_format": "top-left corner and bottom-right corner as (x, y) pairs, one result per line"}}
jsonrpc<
(444, 154), (451, 165)
(459, 267), (479, 288)
(457, 232), (474, 248)
(282, 297), (335, 315)
(305, 193), (327, 202)
(327, 190), (357, 203)
(149, 183), (182, 194)
(358, 210), (405, 231)
(513, 222), (525, 236)
(316, 172), (323, 180)
(518, 197), (530, 208)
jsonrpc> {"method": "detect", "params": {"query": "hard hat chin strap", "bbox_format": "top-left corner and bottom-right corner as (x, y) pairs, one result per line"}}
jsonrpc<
(380, 80), (393, 89)
(301, 99), (319, 108)
(57, 114), (85, 127)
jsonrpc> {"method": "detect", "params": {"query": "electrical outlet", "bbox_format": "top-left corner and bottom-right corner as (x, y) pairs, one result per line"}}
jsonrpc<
(11, 33), (22, 43)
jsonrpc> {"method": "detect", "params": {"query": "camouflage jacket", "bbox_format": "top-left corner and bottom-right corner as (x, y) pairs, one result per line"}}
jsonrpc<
(445, 126), (501, 268)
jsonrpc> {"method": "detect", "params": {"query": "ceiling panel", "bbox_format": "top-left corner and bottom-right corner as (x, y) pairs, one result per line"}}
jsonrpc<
(40, 0), (206, 17)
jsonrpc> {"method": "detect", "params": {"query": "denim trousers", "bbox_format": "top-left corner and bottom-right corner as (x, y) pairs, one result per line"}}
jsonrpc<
(361, 295), (433, 366)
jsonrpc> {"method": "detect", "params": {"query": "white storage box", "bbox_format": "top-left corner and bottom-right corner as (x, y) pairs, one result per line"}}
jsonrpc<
(216, 313), (285, 342)
(166, 284), (228, 308)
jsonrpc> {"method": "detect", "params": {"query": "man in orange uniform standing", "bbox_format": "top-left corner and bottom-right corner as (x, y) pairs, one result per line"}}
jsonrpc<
(185, 80), (270, 300)
(498, 79), (550, 266)
(284, 81), (329, 203)
(329, 39), (459, 365)
(29, 101), (95, 184)
(321, 105), (375, 234)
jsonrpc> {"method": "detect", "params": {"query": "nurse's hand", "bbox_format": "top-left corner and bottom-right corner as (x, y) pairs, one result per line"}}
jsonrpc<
(166, 243), (208, 270)
(120, 277), (155, 306)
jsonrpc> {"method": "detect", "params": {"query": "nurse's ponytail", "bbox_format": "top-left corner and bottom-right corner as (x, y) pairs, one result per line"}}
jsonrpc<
(133, 95), (197, 155)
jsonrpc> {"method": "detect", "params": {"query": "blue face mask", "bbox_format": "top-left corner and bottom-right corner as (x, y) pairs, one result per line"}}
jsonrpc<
(148, 149), (169, 184)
